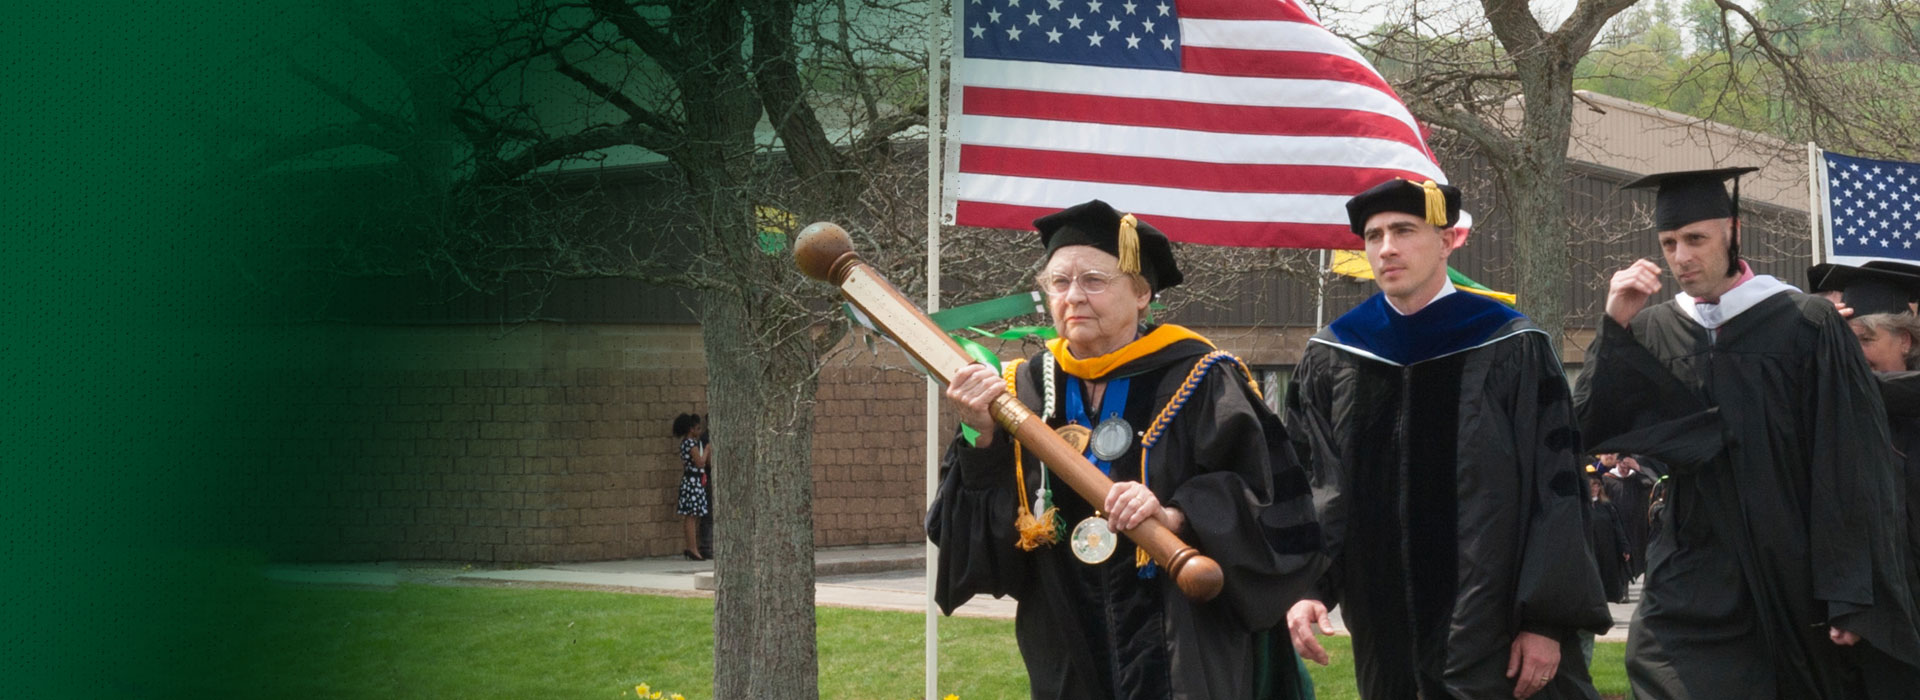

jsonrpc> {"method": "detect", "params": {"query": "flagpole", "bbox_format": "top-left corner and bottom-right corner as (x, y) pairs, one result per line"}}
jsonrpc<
(924, 0), (946, 696)
(1806, 141), (1824, 265)
(1314, 248), (1328, 330)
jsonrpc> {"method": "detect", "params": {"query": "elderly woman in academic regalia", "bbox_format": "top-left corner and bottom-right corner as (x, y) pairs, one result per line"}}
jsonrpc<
(926, 200), (1326, 700)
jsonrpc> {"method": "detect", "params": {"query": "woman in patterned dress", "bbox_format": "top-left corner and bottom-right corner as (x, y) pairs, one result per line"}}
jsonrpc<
(672, 413), (710, 560)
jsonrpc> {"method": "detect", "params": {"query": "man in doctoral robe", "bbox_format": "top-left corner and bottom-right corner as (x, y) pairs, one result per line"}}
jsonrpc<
(1574, 167), (1920, 699)
(1284, 178), (1611, 700)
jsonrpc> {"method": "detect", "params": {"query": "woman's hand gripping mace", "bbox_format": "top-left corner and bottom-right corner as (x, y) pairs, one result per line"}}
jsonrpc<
(794, 221), (1223, 602)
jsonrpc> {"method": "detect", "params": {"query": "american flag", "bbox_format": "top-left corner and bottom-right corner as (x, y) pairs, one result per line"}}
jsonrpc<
(941, 0), (1451, 249)
(1820, 149), (1920, 265)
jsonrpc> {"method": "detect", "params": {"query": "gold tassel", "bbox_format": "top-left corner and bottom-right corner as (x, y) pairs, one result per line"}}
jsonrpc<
(1011, 443), (1060, 550)
(1014, 507), (1043, 550)
(1017, 505), (1060, 550)
(1136, 545), (1151, 569)
(1416, 180), (1447, 227)
(1118, 213), (1142, 276)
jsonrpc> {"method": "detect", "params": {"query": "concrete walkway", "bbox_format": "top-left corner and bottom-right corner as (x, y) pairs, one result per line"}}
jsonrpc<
(264, 544), (1638, 640)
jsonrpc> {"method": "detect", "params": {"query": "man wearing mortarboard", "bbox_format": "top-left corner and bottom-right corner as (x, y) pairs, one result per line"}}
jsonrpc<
(1282, 178), (1611, 699)
(1573, 168), (1920, 699)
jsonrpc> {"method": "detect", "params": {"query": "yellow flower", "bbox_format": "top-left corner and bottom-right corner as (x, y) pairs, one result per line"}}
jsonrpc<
(945, 695), (960, 700)
(636, 684), (649, 696)
(671, 695), (686, 700)
(650, 694), (663, 700)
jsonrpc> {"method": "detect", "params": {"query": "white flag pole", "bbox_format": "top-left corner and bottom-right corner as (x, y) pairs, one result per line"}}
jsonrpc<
(1806, 142), (1825, 265)
(1315, 248), (1328, 330)
(924, 0), (946, 696)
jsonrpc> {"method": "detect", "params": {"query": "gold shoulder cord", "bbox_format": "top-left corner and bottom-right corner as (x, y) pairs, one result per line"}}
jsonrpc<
(1127, 350), (1260, 572)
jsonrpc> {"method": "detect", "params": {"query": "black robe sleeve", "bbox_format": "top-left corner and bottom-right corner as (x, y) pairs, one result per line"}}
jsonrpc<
(1282, 346), (1347, 609)
(1878, 371), (1920, 419)
(1803, 303), (1920, 666)
(1506, 332), (1614, 637)
(1573, 317), (1724, 471)
(1162, 361), (1326, 630)
(925, 424), (1031, 615)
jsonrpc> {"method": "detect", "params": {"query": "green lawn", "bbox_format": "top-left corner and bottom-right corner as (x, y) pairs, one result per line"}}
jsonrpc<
(191, 583), (1629, 699)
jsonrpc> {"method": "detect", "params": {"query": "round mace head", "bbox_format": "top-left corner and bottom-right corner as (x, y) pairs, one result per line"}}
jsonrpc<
(794, 221), (855, 283)
(1169, 550), (1224, 603)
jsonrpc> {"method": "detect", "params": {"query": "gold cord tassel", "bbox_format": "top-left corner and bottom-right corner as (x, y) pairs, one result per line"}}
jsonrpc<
(1118, 213), (1142, 276)
(1417, 180), (1447, 227)
(1013, 446), (1061, 549)
(1135, 545), (1151, 570)
(1017, 509), (1059, 550)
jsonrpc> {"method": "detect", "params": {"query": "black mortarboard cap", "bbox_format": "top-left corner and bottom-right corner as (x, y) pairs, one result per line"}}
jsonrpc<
(1807, 262), (1920, 316)
(1034, 199), (1184, 292)
(1865, 260), (1920, 278)
(1619, 167), (1760, 232)
(1344, 178), (1461, 235)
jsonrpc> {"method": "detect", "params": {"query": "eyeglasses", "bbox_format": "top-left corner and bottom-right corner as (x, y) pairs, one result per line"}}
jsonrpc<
(1038, 270), (1119, 296)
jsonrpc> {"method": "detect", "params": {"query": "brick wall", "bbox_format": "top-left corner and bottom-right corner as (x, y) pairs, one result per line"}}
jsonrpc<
(248, 323), (939, 563)
(811, 350), (936, 547)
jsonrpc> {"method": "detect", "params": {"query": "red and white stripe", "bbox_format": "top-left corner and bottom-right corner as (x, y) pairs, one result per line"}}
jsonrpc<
(943, 0), (1449, 249)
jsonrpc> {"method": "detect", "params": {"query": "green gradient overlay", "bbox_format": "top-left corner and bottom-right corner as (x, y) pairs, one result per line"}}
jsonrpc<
(0, 2), (426, 694)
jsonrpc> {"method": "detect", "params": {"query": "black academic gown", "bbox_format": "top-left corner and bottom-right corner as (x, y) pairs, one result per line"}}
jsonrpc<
(1601, 469), (1656, 579)
(1285, 292), (1611, 700)
(1588, 498), (1632, 603)
(1575, 290), (1920, 700)
(1880, 371), (1920, 582)
(927, 325), (1325, 700)
(1869, 371), (1920, 696)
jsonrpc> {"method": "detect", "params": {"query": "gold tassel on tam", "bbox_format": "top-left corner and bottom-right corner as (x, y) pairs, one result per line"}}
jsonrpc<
(1415, 179), (1448, 227)
(1117, 213), (1142, 276)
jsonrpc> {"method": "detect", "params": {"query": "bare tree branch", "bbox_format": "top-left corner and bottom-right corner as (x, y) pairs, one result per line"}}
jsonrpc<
(1556, 0), (1643, 57)
(550, 53), (682, 136)
(747, 0), (853, 200)
(589, 0), (689, 74)
(285, 60), (404, 135)
(849, 102), (927, 158)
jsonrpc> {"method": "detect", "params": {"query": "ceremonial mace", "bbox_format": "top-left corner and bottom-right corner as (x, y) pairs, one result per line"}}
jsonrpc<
(794, 222), (1225, 603)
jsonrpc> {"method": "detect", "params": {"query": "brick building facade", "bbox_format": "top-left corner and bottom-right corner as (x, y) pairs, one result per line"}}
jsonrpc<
(250, 322), (939, 562)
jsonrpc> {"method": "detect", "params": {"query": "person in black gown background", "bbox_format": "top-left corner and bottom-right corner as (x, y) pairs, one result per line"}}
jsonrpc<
(1600, 454), (1656, 583)
(1587, 467), (1631, 604)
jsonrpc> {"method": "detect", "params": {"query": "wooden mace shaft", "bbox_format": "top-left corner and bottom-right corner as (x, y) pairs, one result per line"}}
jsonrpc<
(795, 221), (1223, 603)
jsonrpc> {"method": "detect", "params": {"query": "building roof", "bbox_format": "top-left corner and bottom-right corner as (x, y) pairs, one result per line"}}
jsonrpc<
(1561, 90), (1808, 212)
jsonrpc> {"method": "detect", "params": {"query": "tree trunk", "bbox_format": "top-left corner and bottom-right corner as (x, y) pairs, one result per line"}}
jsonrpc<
(1502, 55), (1580, 355)
(1500, 151), (1571, 351)
(703, 263), (821, 700)
(674, 9), (823, 696)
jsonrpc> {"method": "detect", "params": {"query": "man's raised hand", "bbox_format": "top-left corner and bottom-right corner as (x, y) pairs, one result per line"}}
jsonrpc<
(1606, 259), (1664, 328)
